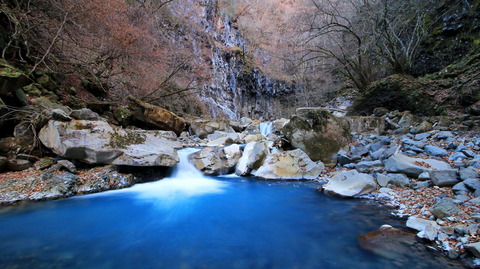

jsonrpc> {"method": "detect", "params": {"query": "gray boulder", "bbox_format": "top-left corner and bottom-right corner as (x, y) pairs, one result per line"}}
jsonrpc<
(190, 119), (235, 139)
(190, 145), (242, 176)
(323, 170), (377, 198)
(385, 153), (451, 177)
(254, 149), (324, 180)
(429, 170), (460, 187)
(406, 217), (439, 232)
(460, 167), (479, 180)
(463, 178), (480, 191)
(39, 120), (181, 166)
(206, 131), (240, 142)
(452, 182), (470, 194)
(356, 160), (383, 172)
(424, 145), (448, 157)
(431, 199), (461, 219)
(236, 141), (269, 176)
(387, 173), (410, 187)
(375, 173), (390, 187)
(70, 108), (105, 121)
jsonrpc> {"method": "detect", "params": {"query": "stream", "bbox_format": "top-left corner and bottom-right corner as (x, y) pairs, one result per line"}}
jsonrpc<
(0, 149), (461, 268)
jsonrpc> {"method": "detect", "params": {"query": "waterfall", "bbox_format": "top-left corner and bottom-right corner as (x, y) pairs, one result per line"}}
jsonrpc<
(117, 148), (228, 204)
(260, 122), (273, 137)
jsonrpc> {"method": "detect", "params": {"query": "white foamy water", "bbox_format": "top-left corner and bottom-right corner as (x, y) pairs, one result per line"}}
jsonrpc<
(127, 148), (228, 202)
(260, 122), (273, 137)
(78, 148), (228, 205)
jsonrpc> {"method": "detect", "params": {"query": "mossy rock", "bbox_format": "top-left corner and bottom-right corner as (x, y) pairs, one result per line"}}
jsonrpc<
(36, 74), (57, 90)
(22, 84), (43, 97)
(349, 74), (434, 116)
(282, 109), (351, 166)
(113, 106), (134, 127)
(0, 61), (31, 97)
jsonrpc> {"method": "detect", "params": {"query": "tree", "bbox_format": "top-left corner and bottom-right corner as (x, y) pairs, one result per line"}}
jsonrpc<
(300, 0), (438, 90)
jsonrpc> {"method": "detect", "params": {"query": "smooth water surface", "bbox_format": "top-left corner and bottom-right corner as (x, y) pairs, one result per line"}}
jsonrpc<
(0, 150), (459, 269)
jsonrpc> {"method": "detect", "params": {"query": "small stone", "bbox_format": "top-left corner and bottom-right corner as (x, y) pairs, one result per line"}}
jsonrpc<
(464, 178), (480, 191)
(425, 145), (448, 157)
(414, 133), (431, 141)
(454, 194), (470, 203)
(466, 224), (479, 236)
(469, 197), (480, 205)
(452, 182), (470, 194)
(460, 167), (479, 180)
(387, 173), (410, 187)
(356, 160), (383, 172)
(375, 173), (390, 187)
(437, 131), (454, 140)
(418, 172), (430, 181)
(441, 226), (455, 235)
(465, 242), (480, 258)
(70, 108), (104, 121)
(51, 109), (72, 121)
(449, 152), (467, 161)
(431, 198), (461, 219)
(34, 157), (55, 170)
(463, 150), (476, 158)
(7, 159), (32, 171)
(57, 160), (77, 174)
(429, 170), (460, 187)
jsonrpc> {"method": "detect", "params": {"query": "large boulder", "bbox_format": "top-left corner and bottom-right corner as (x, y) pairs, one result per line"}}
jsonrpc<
(189, 119), (235, 139)
(235, 141), (269, 176)
(39, 120), (181, 166)
(129, 96), (186, 135)
(323, 170), (377, 198)
(189, 144), (242, 176)
(254, 149), (324, 180)
(282, 109), (351, 166)
(385, 153), (452, 177)
(344, 116), (386, 135)
(358, 227), (417, 260)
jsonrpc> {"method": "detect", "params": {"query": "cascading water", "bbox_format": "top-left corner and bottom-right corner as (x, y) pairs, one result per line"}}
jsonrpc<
(118, 148), (228, 204)
(259, 122), (273, 137)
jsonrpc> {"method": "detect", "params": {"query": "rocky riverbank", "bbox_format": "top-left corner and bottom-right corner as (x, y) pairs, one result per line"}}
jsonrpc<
(1, 102), (479, 266)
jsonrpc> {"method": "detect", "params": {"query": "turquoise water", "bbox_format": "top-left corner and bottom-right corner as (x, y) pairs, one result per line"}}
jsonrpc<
(0, 150), (460, 269)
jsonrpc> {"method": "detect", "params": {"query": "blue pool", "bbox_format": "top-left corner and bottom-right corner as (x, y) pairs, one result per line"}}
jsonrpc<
(0, 149), (460, 268)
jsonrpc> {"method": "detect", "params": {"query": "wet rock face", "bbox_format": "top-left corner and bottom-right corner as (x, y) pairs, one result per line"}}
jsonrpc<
(196, 10), (295, 120)
(282, 110), (351, 166)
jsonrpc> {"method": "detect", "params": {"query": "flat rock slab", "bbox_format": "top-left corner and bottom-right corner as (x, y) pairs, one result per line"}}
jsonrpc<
(385, 153), (452, 177)
(39, 120), (181, 166)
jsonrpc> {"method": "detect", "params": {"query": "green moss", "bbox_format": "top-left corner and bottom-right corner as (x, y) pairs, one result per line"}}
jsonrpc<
(108, 130), (146, 149)
(0, 60), (24, 78)
(22, 84), (42, 97)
